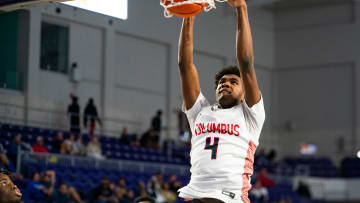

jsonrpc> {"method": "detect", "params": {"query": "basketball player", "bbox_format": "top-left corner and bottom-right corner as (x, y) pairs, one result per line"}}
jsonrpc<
(177, 0), (265, 202)
(0, 169), (22, 203)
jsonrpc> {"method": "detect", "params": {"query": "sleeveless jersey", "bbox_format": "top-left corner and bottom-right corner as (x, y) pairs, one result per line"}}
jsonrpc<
(178, 92), (265, 203)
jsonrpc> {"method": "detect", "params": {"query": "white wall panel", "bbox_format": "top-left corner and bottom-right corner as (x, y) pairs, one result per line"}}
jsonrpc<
(275, 2), (354, 30)
(114, 33), (167, 94)
(70, 23), (103, 82)
(277, 64), (353, 131)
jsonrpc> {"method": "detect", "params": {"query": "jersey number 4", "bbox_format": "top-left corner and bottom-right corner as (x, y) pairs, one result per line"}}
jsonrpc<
(204, 137), (219, 160)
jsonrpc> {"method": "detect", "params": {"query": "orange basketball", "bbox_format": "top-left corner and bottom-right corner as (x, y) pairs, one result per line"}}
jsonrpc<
(161, 0), (207, 18)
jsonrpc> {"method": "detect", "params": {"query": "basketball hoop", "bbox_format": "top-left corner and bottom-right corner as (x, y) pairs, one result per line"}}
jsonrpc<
(160, 0), (227, 18)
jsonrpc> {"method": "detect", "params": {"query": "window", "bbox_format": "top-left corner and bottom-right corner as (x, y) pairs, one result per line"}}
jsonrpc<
(40, 22), (69, 74)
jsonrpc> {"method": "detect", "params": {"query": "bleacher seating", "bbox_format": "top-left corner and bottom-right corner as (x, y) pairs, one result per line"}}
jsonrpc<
(0, 122), (190, 165)
(282, 157), (338, 177)
(341, 157), (360, 177)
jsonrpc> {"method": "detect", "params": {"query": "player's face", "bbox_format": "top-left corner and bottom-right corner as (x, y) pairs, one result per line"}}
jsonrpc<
(0, 174), (22, 203)
(216, 74), (244, 108)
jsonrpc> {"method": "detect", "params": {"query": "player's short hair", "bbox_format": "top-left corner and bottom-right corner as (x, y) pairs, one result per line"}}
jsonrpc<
(214, 66), (241, 89)
(133, 196), (155, 203)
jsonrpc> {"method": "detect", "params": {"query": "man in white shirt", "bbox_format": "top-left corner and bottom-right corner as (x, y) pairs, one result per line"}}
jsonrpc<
(177, 0), (265, 202)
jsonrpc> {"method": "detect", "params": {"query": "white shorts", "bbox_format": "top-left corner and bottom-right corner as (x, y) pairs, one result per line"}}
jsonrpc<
(178, 185), (246, 203)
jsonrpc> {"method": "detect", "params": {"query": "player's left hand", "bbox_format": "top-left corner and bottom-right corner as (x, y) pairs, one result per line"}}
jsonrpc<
(227, 0), (247, 8)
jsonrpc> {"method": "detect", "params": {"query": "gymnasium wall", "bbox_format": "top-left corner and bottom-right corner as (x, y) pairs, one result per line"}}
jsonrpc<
(0, 0), (276, 146)
(273, 0), (360, 162)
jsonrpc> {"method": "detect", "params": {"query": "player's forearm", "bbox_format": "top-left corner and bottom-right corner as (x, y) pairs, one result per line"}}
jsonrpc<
(236, 5), (254, 71)
(178, 17), (195, 70)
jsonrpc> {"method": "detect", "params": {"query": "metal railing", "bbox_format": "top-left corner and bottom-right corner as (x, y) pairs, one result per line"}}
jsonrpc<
(17, 151), (190, 176)
(0, 101), (142, 137)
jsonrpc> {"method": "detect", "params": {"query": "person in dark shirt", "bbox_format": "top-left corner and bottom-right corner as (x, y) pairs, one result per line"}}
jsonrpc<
(296, 181), (311, 198)
(167, 174), (181, 194)
(83, 98), (102, 136)
(92, 177), (117, 203)
(140, 128), (157, 148)
(68, 95), (81, 134)
(151, 110), (162, 133)
(7, 135), (32, 166)
(52, 132), (64, 154)
(150, 110), (162, 148)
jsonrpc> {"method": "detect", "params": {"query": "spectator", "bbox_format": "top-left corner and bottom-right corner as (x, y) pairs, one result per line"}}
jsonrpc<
(87, 136), (103, 159)
(257, 168), (275, 188)
(72, 135), (86, 156)
(83, 98), (102, 136)
(59, 134), (75, 155)
(68, 134), (76, 146)
(267, 149), (277, 163)
(250, 180), (269, 201)
(120, 128), (139, 147)
(161, 183), (176, 203)
(0, 153), (15, 174)
(134, 181), (148, 198)
(140, 128), (157, 148)
(32, 137), (48, 153)
(150, 110), (162, 146)
(7, 135), (32, 166)
(53, 183), (84, 203)
(296, 181), (311, 198)
(68, 95), (81, 134)
(167, 174), (181, 194)
(24, 172), (42, 201)
(0, 168), (22, 203)
(147, 172), (166, 202)
(133, 196), (155, 203)
(26, 171), (83, 203)
(151, 110), (162, 134)
(53, 183), (71, 203)
(255, 148), (269, 167)
(25, 170), (56, 202)
(120, 127), (131, 145)
(116, 177), (127, 190)
(53, 132), (64, 153)
(91, 177), (117, 203)
(115, 186), (127, 202)
(124, 189), (135, 202)
(60, 140), (72, 155)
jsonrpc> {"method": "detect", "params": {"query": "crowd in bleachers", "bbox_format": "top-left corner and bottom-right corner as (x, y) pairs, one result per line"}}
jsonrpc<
(18, 166), (183, 203)
(0, 122), (190, 203)
(1, 122), (359, 203)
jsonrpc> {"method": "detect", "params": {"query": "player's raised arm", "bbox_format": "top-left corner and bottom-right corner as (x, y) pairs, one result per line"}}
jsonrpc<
(228, 0), (261, 107)
(178, 17), (201, 110)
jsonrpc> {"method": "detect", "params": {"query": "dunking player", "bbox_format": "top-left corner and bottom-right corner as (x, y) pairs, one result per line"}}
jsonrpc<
(177, 0), (265, 202)
(0, 169), (22, 203)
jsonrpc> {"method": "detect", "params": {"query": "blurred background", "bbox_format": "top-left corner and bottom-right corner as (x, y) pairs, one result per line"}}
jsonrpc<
(0, 0), (359, 202)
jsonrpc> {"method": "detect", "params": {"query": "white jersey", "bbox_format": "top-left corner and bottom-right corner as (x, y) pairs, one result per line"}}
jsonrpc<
(178, 92), (265, 203)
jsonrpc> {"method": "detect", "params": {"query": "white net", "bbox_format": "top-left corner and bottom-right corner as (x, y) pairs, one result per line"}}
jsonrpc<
(160, 0), (227, 18)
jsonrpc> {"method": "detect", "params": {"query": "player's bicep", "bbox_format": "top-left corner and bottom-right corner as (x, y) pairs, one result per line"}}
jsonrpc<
(179, 63), (200, 110)
(241, 65), (261, 107)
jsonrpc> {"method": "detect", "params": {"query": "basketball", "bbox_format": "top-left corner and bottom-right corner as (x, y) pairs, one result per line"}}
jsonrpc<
(161, 0), (207, 18)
